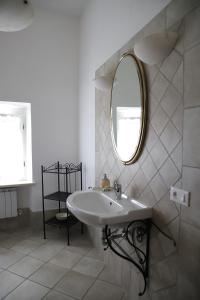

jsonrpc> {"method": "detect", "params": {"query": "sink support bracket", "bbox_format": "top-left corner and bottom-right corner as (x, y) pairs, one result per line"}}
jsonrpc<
(104, 219), (151, 296)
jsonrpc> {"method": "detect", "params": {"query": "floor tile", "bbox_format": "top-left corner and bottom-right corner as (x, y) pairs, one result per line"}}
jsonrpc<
(4, 280), (49, 300)
(30, 241), (65, 262)
(83, 280), (124, 300)
(73, 256), (104, 277)
(30, 262), (68, 288)
(45, 290), (76, 300)
(11, 239), (41, 254)
(0, 236), (22, 249)
(50, 249), (82, 269)
(98, 267), (119, 285)
(55, 270), (95, 299)
(65, 244), (91, 256)
(24, 234), (47, 245)
(86, 248), (103, 261)
(0, 232), (10, 240)
(8, 256), (44, 278)
(0, 232), (10, 242)
(12, 229), (32, 239)
(0, 227), (125, 300)
(0, 270), (24, 299)
(71, 236), (93, 249)
(0, 247), (24, 268)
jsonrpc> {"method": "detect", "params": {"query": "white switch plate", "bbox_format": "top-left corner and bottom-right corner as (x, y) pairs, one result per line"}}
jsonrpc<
(170, 187), (190, 207)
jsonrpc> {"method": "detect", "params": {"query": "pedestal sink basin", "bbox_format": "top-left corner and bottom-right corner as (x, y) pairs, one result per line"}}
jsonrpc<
(67, 190), (152, 227)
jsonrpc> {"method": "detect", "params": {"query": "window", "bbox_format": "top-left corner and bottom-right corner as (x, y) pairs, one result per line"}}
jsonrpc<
(0, 101), (32, 185)
(116, 107), (141, 159)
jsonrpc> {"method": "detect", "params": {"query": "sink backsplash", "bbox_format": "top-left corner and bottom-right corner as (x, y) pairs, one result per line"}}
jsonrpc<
(93, 1), (200, 299)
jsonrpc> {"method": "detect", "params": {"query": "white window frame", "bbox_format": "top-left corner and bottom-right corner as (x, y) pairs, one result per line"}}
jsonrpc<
(0, 101), (33, 187)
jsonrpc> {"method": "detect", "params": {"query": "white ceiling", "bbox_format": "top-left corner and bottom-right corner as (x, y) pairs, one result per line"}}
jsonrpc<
(32, 0), (88, 17)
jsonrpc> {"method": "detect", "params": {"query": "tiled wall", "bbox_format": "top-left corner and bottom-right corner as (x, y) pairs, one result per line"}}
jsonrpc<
(94, 1), (200, 299)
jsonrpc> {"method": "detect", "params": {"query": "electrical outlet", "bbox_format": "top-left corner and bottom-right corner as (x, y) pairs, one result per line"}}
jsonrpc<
(170, 187), (190, 207)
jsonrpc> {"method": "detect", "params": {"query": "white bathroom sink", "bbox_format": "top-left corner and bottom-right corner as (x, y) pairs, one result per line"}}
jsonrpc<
(67, 190), (152, 227)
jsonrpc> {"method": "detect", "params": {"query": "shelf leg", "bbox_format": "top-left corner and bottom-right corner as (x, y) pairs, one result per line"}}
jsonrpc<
(41, 165), (46, 240)
(81, 223), (84, 234)
(67, 225), (70, 245)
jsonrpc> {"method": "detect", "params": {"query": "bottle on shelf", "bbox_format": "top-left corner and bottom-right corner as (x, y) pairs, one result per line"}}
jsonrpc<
(100, 174), (110, 189)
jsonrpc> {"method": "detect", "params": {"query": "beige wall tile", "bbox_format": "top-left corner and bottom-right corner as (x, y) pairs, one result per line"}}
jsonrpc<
(150, 173), (168, 202)
(146, 125), (158, 152)
(160, 121), (181, 154)
(182, 166), (200, 229)
(150, 139), (168, 170)
(166, 0), (200, 28)
(158, 217), (179, 256)
(184, 44), (200, 108)
(154, 193), (179, 226)
(141, 155), (157, 181)
(159, 157), (180, 187)
(177, 221), (200, 299)
(161, 85), (182, 118)
(139, 185), (157, 207)
(151, 106), (169, 136)
(151, 72), (169, 103)
(152, 286), (177, 300)
(172, 62), (183, 95)
(142, 10), (166, 37)
(171, 141), (182, 172)
(171, 103), (183, 134)
(150, 255), (177, 292)
(183, 107), (200, 167)
(184, 6), (200, 50)
(176, 272), (200, 300)
(94, 2), (200, 299)
(129, 169), (148, 198)
(160, 50), (182, 82)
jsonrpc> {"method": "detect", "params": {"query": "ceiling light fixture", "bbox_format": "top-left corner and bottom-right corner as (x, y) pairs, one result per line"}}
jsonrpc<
(94, 73), (114, 92)
(0, 0), (34, 32)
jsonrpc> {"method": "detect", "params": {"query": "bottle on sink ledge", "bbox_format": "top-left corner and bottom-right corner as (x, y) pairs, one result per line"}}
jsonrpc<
(100, 174), (110, 189)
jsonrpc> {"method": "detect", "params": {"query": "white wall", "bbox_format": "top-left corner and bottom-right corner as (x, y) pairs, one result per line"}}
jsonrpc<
(79, 0), (171, 189)
(0, 8), (80, 211)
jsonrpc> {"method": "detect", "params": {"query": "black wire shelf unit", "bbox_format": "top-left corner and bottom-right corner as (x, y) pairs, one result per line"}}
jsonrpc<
(41, 161), (83, 245)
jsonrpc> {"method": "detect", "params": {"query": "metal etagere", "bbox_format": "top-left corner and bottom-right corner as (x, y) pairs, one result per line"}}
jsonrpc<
(41, 161), (83, 245)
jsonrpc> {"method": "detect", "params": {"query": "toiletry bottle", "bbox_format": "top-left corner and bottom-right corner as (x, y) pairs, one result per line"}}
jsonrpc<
(101, 174), (110, 189)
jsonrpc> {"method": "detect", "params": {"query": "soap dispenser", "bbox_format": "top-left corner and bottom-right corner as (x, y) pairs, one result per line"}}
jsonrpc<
(101, 174), (110, 189)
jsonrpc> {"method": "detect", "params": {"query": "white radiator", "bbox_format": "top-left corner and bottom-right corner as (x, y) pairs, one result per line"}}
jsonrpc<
(0, 188), (18, 219)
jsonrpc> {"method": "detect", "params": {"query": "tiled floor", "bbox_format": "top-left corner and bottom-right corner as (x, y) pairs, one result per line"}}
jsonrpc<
(0, 226), (124, 300)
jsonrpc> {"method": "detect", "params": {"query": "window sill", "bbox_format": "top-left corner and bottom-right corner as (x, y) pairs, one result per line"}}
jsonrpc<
(0, 181), (36, 188)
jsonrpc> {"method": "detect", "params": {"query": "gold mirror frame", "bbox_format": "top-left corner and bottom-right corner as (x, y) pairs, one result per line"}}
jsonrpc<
(110, 52), (148, 165)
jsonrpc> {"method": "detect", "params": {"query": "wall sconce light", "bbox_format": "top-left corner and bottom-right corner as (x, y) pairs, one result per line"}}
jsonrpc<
(134, 31), (178, 65)
(0, 0), (34, 32)
(94, 74), (114, 92)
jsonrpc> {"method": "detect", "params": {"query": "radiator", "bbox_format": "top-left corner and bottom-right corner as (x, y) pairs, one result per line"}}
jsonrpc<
(0, 188), (18, 219)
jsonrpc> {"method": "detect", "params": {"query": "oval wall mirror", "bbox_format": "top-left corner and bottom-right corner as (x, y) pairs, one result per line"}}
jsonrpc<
(110, 53), (147, 165)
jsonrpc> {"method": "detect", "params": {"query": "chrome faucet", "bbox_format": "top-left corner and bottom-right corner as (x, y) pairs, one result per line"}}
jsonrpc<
(113, 180), (122, 200)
